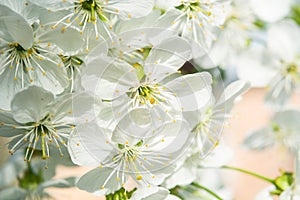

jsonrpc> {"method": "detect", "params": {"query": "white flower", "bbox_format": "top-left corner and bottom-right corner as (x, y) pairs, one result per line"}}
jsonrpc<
(237, 20), (300, 106)
(31, 0), (154, 43)
(0, 5), (85, 109)
(161, 81), (248, 189)
(265, 20), (300, 106)
(206, 0), (257, 68)
(157, 0), (231, 48)
(186, 80), (250, 157)
(82, 36), (212, 130)
(69, 119), (192, 195)
(0, 86), (96, 162)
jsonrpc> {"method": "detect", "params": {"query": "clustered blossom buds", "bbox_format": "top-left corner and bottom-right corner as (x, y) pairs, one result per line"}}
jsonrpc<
(0, 0), (298, 199)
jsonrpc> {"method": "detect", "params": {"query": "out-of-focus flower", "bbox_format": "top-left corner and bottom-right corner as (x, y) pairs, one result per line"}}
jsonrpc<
(157, 0), (231, 49)
(244, 108), (300, 153)
(251, 0), (292, 23)
(163, 143), (233, 188)
(0, 150), (77, 200)
(265, 20), (300, 106)
(0, 86), (96, 162)
(236, 42), (276, 88)
(279, 185), (300, 200)
(207, 0), (257, 68)
(237, 20), (300, 106)
(186, 80), (250, 157)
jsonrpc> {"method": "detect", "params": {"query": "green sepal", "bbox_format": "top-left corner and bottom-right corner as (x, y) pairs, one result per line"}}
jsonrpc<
(105, 187), (137, 200)
(274, 171), (294, 191)
(253, 19), (266, 29)
(118, 144), (125, 149)
(135, 140), (143, 147)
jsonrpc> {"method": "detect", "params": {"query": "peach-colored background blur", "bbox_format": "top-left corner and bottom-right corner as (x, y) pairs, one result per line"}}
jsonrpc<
(1, 88), (299, 200)
(223, 88), (298, 200)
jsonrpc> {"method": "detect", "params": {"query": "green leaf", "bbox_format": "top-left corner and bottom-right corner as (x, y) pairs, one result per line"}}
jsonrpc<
(290, 5), (300, 26)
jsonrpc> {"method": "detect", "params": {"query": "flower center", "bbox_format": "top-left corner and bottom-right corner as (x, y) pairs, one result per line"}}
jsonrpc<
(11, 42), (26, 52)
(61, 56), (84, 92)
(7, 42), (35, 61)
(2, 43), (38, 81)
(77, 0), (99, 21)
(74, 0), (108, 23)
(285, 63), (300, 83)
(7, 114), (72, 163)
(129, 84), (161, 105)
(176, 1), (211, 17)
(286, 63), (298, 74)
(192, 107), (213, 134)
(81, 0), (95, 11)
(1, 41), (61, 84)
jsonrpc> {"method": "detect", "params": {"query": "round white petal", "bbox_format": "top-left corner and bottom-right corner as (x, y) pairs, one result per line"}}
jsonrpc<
(131, 186), (169, 200)
(11, 86), (54, 123)
(267, 20), (300, 62)
(0, 110), (24, 137)
(215, 80), (250, 112)
(243, 127), (276, 150)
(68, 131), (100, 167)
(53, 92), (100, 125)
(236, 45), (277, 87)
(105, 0), (154, 20)
(29, 56), (69, 94)
(145, 37), (192, 82)
(165, 72), (213, 111)
(37, 25), (85, 55)
(74, 122), (115, 164)
(77, 167), (126, 196)
(251, 0), (292, 22)
(0, 67), (23, 110)
(0, 4), (33, 48)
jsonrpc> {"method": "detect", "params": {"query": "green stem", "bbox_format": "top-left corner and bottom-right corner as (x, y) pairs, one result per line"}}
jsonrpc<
(191, 182), (223, 200)
(221, 165), (275, 184)
(169, 186), (185, 199)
